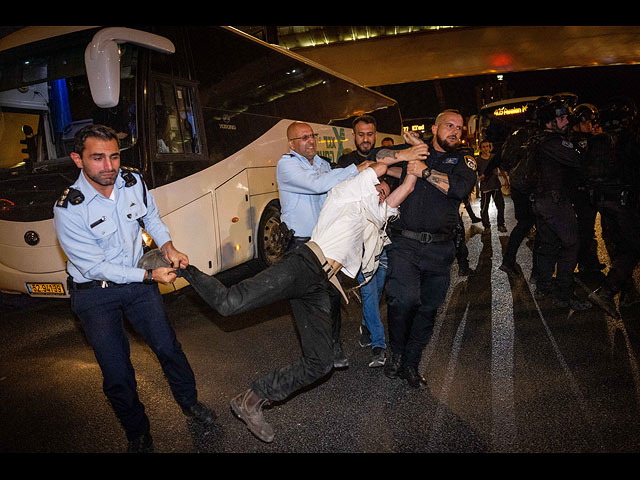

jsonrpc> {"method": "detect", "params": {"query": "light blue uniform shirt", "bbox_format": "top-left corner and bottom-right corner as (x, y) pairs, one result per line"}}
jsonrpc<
(53, 169), (171, 284)
(276, 150), (358, 238)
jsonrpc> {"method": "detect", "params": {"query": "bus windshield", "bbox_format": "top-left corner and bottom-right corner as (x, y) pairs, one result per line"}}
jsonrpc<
(0, 33), (139, 221)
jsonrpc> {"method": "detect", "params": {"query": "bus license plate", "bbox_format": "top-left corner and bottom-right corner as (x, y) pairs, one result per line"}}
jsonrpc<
(26, 282), (66, 295)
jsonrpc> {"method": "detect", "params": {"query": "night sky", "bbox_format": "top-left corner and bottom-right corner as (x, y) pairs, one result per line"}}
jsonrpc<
(377, 64), (640, 122)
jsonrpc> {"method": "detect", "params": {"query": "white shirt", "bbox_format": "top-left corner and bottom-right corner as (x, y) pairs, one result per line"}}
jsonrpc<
(311, 168), (399, 280)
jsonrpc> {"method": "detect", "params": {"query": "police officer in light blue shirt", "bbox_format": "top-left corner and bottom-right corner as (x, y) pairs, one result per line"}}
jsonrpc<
(277, 122), (361, 241)
(53, 124), (213, 453)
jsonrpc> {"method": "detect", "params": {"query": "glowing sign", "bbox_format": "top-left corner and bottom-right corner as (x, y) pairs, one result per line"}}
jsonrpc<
(493, 104), (528, 117)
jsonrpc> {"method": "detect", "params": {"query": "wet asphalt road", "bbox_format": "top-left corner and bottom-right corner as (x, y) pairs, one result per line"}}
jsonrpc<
(2, 196), (640, 454)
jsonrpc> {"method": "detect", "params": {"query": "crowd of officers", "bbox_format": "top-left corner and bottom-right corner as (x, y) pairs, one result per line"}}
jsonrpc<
(498, 94), (640, 318)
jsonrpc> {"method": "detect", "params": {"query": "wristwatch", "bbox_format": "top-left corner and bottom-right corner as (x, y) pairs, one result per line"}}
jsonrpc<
(422, 167), (431, 180)
(143, 269), (155, 284)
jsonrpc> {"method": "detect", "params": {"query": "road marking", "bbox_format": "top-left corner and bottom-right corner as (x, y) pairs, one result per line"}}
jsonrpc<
(428, 303), (469, 449)
(490, 228), (517, 452)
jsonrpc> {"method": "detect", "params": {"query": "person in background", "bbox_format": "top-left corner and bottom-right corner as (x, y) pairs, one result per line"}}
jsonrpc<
(476, 140), (507, 234)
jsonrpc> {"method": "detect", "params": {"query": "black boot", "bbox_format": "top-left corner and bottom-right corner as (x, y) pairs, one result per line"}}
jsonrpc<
(127, 432), (154, 453)
(384, 352), (403, 379)
(400, 366), (428, 389)
(588, 286), (620, 319)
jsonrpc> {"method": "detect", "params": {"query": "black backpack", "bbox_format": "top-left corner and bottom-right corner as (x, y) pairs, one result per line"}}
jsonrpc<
(509, 133), (544, 194)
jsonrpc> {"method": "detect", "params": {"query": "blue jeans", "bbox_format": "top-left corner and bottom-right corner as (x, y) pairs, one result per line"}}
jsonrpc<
(357, 250), (387, 349)
(70, 282), (198, 440)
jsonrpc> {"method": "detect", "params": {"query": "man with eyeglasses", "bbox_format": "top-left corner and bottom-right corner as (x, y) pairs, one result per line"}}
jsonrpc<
(277, 121), (369, 369)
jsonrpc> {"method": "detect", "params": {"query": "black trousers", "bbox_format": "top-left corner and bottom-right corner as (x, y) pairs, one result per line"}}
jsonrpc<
(532, 194), (579, 300)
(180, 245), (335, 402)
(572, 190), (601, 270)
(597, 199), (640, 293)
(385, 236), (454, 369)
(480, 189), (505, 228)
(503, 187), (538, 273)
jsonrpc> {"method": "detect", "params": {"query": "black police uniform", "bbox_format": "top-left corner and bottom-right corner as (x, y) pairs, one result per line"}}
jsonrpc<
(530, 130), (585, 304)
(585, 129), (640, 315)
(568, 129), (603, 273)
(500, 124), (541, 275)
(385, 144), (477, 384)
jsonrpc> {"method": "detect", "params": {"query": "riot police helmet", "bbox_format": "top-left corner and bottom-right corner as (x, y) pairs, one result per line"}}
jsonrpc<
(537, 98), (571, 126)
(569, 103), (599, 126)
(600, 96), (637, 130)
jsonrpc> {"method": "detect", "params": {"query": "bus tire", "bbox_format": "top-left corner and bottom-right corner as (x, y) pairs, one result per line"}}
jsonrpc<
(257, 202), (287, 268)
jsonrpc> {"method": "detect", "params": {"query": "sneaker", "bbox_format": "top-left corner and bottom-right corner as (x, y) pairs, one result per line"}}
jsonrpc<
(333, 341), (349, 369)
(498, 225), (508, 233)
(127, 432), (154, 453)
(358, 324), (371, 348)
(230, 389), (274, 443)
(368, 347), (386, 368)
(482, 226), (491, 234)
(182, 401), (215, 426)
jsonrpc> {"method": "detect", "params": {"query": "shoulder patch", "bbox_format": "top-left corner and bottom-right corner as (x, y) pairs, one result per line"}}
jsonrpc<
(56, 187), (84, 208)
(464, 155), (477, 171)
(120, 167), (140, 187)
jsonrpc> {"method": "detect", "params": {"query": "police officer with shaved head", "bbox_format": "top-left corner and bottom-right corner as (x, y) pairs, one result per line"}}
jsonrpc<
(384, 109), (478, 388)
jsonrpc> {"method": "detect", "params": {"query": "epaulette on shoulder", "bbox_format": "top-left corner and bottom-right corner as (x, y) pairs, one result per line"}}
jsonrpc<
(120, 166), (142, 187)
(56, 187), (84, 208)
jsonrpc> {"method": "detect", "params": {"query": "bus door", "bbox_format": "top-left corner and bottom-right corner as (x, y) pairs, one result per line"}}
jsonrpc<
(215, 170), (253, 271)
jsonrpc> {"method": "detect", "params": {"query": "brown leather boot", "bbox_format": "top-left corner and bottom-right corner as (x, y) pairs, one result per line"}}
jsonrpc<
(230, 389), (274, 443)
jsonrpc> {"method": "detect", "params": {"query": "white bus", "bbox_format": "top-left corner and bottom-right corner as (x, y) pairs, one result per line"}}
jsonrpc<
(0, 26), (403, 298)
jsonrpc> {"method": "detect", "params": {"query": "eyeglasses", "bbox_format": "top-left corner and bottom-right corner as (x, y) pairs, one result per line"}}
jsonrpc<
(288, 133), (319, 142)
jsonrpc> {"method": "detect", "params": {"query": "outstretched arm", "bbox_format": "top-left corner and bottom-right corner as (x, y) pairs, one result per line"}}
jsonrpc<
(375, 143), (429, 166)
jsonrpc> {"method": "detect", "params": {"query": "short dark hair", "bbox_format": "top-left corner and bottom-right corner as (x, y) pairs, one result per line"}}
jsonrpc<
(352, 114), (377, 129)
(74, 124), (120, 155)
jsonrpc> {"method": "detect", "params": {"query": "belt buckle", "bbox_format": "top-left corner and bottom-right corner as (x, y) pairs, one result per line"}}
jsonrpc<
(419, 232), (432, 243)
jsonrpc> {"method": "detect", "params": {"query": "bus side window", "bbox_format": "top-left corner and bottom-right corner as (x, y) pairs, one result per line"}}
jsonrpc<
(154, 81), (200, 155)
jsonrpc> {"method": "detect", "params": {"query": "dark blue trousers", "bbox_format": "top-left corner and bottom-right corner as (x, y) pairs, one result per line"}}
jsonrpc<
(386, 236), (454, 369)
(71, 282), (197, 440)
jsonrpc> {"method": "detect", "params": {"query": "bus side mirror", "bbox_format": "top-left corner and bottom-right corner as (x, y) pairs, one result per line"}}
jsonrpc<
(85, 27), (175, 108)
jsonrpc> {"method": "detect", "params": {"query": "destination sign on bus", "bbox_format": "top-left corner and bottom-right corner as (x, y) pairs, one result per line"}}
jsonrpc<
(493, 104), (529, 117)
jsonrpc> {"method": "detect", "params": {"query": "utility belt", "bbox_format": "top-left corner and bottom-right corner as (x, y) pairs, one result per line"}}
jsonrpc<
(67, 276), (127, 291)
(304, 241), (348, 304)
(388, 227), (455, 244)
(589, 187), (637, 207)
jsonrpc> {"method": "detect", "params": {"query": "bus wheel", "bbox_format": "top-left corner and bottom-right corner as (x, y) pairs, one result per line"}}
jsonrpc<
(257, 203), (288, 268)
